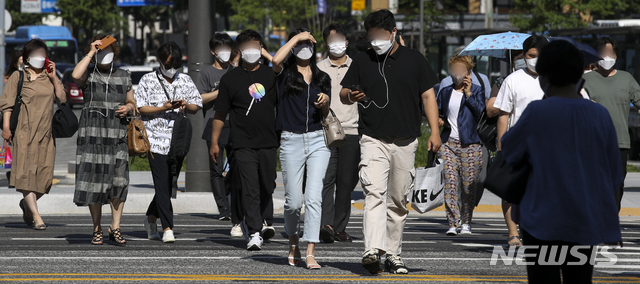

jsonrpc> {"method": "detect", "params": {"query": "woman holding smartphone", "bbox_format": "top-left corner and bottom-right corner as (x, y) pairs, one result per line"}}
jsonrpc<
(272, 28), (331, 269)
(436, 55), (485, 236)
(136, 42), (202, 244)
(71, 35), (135, 245)
(0, 39), (66, 230)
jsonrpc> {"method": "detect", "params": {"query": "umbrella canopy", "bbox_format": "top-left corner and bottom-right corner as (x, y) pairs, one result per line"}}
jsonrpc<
(547, 36), (603, 64)
(459, 32), (530, 58)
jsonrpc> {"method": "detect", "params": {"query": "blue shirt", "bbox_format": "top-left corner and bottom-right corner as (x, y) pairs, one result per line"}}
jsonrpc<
(439, 72), (492, 101)
(437, 84), (485, 145)
(501, 97), (622, 245)
(276, 68), (328, 133)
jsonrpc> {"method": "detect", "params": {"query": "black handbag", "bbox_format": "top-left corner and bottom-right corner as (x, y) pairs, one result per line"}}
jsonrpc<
(484, 151), (530, 205)
(0, 71), (25, 136)
(52, 97), (79, 138)
(477, 110), (499, 151)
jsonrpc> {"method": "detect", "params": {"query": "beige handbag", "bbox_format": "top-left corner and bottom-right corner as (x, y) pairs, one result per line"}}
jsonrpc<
(322, 109), (347, 148)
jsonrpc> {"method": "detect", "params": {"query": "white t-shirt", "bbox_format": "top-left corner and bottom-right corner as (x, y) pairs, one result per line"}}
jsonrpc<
(447, 90), (464, 140)
(493, 69), (544, 128)
(135, 72), (203, 155)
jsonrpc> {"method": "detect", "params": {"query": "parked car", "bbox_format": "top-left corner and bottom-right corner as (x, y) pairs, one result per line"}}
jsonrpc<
(61, 70), (84, 108)
(119, 65), (155, 93)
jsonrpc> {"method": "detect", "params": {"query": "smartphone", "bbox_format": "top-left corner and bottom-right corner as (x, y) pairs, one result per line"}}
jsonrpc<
(44, 57), (52, 73)
(350, 85), (371, 103)
(97, 35), (117, 50)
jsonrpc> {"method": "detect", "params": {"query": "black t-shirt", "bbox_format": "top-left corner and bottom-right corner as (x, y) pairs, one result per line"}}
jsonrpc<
(214, 64), (279, 149)
(341, 45), (438, 138)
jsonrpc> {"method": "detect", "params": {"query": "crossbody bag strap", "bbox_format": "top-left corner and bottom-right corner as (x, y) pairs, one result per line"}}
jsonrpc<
(16, 71), (24, 103)
(156, 72), (173, 101)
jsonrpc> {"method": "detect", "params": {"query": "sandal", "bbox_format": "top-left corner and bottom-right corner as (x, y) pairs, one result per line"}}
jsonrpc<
(109, 227), (127, 245)
(507, 235), (522, 247)
(288, 245), (301, 266)
(33, 223), (47, 230)
(305, 255), (321, 270)
(92, 230), (104, 245)
(19, 199), (34, 226)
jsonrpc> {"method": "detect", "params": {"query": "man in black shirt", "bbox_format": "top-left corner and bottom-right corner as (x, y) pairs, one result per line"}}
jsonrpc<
(340, 9), (441, 274)
(211, 29), (278, 251)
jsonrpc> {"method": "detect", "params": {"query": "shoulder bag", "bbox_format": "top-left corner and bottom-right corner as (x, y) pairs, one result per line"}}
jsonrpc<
(321, 109), (347, 148)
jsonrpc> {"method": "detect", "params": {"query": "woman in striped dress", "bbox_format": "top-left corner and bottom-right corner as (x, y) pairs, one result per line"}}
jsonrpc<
(71, 35), (135, 245)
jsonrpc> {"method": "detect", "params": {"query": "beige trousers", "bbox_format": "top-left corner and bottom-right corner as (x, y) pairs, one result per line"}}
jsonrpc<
(359, 134), (418, 256)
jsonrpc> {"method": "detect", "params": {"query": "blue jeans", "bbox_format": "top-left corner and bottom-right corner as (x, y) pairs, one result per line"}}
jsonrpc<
(280, 130), (331, 243)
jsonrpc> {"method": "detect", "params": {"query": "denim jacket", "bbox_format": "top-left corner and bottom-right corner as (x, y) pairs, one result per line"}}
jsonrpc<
(437, 84), (485, 145)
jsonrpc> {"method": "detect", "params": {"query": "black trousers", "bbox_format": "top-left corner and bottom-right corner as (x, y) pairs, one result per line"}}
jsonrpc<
(225, 148), (245, 225)
(232, 147), (277, 235)
(320, 134), (360, 233)
(207, 140), (231, 217)
(522, 228), (595, 284)
(616, 149), (628, 212)
(146, 154), (183, 230)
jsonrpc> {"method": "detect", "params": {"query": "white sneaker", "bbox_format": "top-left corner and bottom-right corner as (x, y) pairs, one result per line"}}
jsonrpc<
(460, 224), (472, 235)
(247, 232), (263, 251)
(143, 217), (160, 240)
(446, 227), (458, 236)
(162, 229), (175, 243)
(260, 220), (275, 239)
(230, 224), (244, 238)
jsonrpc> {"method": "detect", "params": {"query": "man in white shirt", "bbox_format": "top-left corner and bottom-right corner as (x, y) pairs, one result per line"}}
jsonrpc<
(494, 35), (548, 247)
(317, 23), (359, 244)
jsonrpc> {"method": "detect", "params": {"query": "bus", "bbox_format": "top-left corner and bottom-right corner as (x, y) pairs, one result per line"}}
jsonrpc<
(5, 26), (79, 72)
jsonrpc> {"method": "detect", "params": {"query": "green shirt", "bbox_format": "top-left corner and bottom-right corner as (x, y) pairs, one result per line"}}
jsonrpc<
(583, 70), (640, 148)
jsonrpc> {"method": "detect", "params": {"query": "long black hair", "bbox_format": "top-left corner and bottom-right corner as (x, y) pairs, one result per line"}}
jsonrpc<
(284, 28), (331, 98)
(5, 51), (22, 77)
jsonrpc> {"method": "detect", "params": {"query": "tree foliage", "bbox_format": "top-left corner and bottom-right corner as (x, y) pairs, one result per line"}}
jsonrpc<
(509, 0), (634, 33)
(56, 0), (125, 48)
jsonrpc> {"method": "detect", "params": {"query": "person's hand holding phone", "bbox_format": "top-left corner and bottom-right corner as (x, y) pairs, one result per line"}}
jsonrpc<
(314, 93), (329, 109)
(46, 59), (56, 80)
(89, 40), (103, 57)
(349, 85), (368, 103)
(463, 75), (472, 97)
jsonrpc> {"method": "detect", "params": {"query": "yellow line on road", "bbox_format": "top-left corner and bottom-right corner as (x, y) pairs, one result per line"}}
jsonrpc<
(0, 273), (638, 283)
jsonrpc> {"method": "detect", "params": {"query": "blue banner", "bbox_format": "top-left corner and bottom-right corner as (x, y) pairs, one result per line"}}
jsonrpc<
(117, 0), (172, 7)
(41, 0), (58, 13)
(317, 0), (326, 14)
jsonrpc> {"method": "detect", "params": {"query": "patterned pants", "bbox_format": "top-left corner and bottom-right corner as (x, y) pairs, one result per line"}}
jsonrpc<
(439, 139), (483, 228)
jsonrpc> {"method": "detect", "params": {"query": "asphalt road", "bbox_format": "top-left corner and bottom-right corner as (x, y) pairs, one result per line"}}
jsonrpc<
(0, 214), (639, 283)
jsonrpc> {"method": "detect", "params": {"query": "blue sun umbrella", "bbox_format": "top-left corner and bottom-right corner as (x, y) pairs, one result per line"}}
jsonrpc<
(459, 31), (531, 58)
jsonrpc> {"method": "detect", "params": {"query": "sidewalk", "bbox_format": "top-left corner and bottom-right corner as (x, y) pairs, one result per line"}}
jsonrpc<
(1, 170), (640, 218)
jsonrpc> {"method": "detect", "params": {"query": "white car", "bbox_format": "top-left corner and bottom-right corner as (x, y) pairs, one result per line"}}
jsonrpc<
(119, 65), (155, 93)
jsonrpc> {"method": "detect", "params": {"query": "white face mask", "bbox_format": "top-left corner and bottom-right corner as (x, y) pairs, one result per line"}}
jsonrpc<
(242, 48), (261, 64)
(598, 56), (616, 70)
(28, 56), (46, 69)
(371, 32), (395, 55)
(161, 65), (178, 78)
(514, 59), (527, 71)
(525, 58), (538, 73)
(328, 41), (347, 57)
(216, 51), (231, 63)
(97, 51), (114, 65)
(293, 43), (314, 60)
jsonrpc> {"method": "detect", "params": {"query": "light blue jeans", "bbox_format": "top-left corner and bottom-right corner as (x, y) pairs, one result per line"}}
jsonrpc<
(280, 130), (331, 243)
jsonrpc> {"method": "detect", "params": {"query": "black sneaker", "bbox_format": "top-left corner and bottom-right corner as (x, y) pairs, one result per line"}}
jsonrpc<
(218, 215), (231, 221)
(362, 249), (382, 274)
(385, 255), (409, 274)
(260, 220), (275, 240)
(320, 225), (335, 243)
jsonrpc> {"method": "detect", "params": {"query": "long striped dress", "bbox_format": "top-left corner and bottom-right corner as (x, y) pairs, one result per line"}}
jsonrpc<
(73, 67), (131, 206)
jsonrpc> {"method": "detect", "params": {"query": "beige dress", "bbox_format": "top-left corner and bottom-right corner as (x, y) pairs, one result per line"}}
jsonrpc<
(0, 70), (56, 194)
